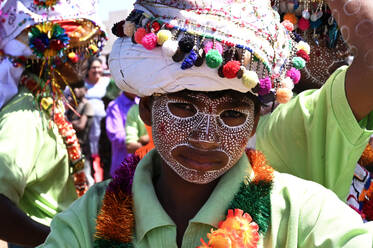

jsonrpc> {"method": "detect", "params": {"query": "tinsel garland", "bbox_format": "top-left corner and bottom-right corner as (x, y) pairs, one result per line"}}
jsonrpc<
(94, 149), (273, 247)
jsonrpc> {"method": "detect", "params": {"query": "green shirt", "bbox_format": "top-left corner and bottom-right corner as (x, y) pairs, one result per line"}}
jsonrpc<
(39, 150), (373, 248)
(125, 104), (147, 144)
(0, 88), (77, 225)
(257, 66), (373, 200)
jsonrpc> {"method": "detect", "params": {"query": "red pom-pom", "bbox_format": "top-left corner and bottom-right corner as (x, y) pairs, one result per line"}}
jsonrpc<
(222, 61), (241, 79)
(135, 28), (147, 44)
(296, 49), (310, 62)
(282, 20), (294, 32)
(298, 17), (310, 31)
(142, 33), (158, 50)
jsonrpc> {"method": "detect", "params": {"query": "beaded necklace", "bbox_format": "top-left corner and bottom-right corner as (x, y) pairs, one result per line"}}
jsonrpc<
(94, 149), (274, 247)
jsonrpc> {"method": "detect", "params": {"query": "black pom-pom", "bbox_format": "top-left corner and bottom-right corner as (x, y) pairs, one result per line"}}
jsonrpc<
(194, 48), (205, 67)
(131, 34), (137, 44)
(112, 20), (126, 37)
(179, 35), (195, 53)
(172, 49), (186, 62)
(251, 84), (261, 94)
(223, 48), (240, 62)
(218, 65), (225, 78)
(237, 68), (244, 79)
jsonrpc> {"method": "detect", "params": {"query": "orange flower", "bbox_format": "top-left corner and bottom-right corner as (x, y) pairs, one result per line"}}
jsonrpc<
(198, 209), (259, 248)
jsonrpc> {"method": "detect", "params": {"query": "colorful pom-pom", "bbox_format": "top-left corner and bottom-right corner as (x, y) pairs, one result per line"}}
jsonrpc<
(162, 39), (179, 57)
(286, 68), (301, 84)
(181, 50), (198, 70)
(223, 61), (241, 79)
(206, 49), (223, 68)
(134, 28), (147, 44)
(295, 49), (310, 62)
(142, 33), (158, 50)
(283, 13), (298, 25)
(123, 21), (136, 37)
(298, 17), (310, 31)
(203, 41), (223, 55)
(179, 35), (195, 53)
(276, 88), (293, 104)
(282, 20), (294, 32)
(292, 57), (306, 70)
(296, 41), (310, 55)
(242, 70), (259, 89)
(68, 52), (79, 63)
(258, 77), (272, 96)
(157, 30), (172, 45)
(281, 77), (294, 90)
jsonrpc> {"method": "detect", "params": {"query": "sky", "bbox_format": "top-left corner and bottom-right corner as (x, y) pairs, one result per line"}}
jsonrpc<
(98, 0), (135, 21)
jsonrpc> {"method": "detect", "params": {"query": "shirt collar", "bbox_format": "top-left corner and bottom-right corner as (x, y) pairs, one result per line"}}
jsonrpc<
(132, 149), (253, 242)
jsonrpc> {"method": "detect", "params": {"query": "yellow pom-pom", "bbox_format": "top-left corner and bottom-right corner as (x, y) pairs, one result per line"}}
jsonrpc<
(41, 97), (53, 110)
(276, 88), (293, 104)
(157, 30), (172, 45)
(242, 70), (259, 90)
(296, 41), (310, 55)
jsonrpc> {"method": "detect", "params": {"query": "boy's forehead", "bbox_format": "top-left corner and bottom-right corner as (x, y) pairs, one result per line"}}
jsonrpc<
(165, 90), (253, 104)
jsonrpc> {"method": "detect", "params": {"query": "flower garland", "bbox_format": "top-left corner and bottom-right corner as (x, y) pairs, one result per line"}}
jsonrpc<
(20, 73), (88, 197)
(33, 0), (59, 9)
(94, 149), (273, 247)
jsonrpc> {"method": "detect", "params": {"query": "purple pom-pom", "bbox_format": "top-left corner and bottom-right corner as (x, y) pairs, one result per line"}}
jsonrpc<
(286, 67), (301, 84)
(258, 77), (272, 96)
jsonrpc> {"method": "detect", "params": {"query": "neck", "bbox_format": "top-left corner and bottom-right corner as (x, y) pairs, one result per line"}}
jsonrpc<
(154, 160), (219, 246)
(87, 77), (100, 84)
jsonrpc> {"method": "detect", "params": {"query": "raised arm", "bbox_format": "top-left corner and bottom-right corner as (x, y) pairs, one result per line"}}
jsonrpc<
(327, 0), (373, 121)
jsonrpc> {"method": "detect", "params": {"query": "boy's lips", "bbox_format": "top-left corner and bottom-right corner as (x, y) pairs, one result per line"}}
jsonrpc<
(171, 145), (229, 172)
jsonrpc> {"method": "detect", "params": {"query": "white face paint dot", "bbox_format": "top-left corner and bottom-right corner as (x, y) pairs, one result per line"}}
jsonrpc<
(340, 25), (351, 42)
(355, 19), (373, 38)
(364, 49), (373, 68)
(343, 0), (362, 16)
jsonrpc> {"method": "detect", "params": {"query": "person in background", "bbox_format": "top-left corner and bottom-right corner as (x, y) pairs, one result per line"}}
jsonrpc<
(105, 92), (138, 177)
(84, 57), (110, 182)
(0, 0), (106, 246)
(66, 83), (95, 186)
(125, 104), (149, 154)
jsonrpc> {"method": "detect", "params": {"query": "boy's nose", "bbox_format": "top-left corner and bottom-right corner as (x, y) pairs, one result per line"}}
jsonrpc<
(188, 114), (220, 149)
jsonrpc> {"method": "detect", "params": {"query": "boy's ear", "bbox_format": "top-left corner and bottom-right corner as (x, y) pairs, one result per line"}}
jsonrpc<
(139, 96), (152, 126)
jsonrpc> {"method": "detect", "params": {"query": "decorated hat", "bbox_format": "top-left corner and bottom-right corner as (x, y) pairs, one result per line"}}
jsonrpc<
(109, 0), (311, 104)
(0, 0), (106, 108)
(272, 0), (351, 90)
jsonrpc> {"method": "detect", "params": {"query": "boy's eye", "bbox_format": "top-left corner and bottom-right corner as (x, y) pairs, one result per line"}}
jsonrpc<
(220, 110), (247, 127)
(168, 102), (197, 118)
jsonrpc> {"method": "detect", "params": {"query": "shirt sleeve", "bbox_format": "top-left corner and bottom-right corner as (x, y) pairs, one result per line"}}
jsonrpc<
(0, 101), (43, 204)
(83, 101), (95, 117)
(38, 181), (109, 248)
(257, 66), (373, 200)
(125, 105), (141, 145)
(105, 100), (126, 149)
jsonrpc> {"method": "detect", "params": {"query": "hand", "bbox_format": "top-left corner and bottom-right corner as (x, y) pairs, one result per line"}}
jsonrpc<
(138, 134), (150, 145)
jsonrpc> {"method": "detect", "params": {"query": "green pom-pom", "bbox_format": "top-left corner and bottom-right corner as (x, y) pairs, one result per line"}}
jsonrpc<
(292, 57), (306, 70)
(206, 49), (223, 68)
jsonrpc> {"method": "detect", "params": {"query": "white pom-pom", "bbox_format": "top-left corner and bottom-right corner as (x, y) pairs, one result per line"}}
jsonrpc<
(296, 41), (311, 55)
(281, 77), (294, 90)
(162, 39), (179, 57)
(123, 21), (136, 37)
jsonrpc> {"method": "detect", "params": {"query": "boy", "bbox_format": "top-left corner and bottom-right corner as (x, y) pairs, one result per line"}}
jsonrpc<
(40, 0), (373, 247)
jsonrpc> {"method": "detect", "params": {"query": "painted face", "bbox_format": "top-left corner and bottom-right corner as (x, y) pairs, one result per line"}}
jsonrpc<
(152, 90), (256, 184)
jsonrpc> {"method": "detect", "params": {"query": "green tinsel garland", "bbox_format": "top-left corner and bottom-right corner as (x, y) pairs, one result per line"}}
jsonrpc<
(228, 180), (273, 235)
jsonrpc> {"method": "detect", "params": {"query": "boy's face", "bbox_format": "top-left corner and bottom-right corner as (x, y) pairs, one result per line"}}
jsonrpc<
(151, 90), (256, 184)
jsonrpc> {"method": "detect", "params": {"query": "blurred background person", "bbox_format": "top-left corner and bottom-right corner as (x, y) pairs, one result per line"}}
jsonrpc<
(105, 92), (137, 177)
(65, 83), (95, 186)
(125, 103), (150, 154)
(84, 57), (110, 182)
